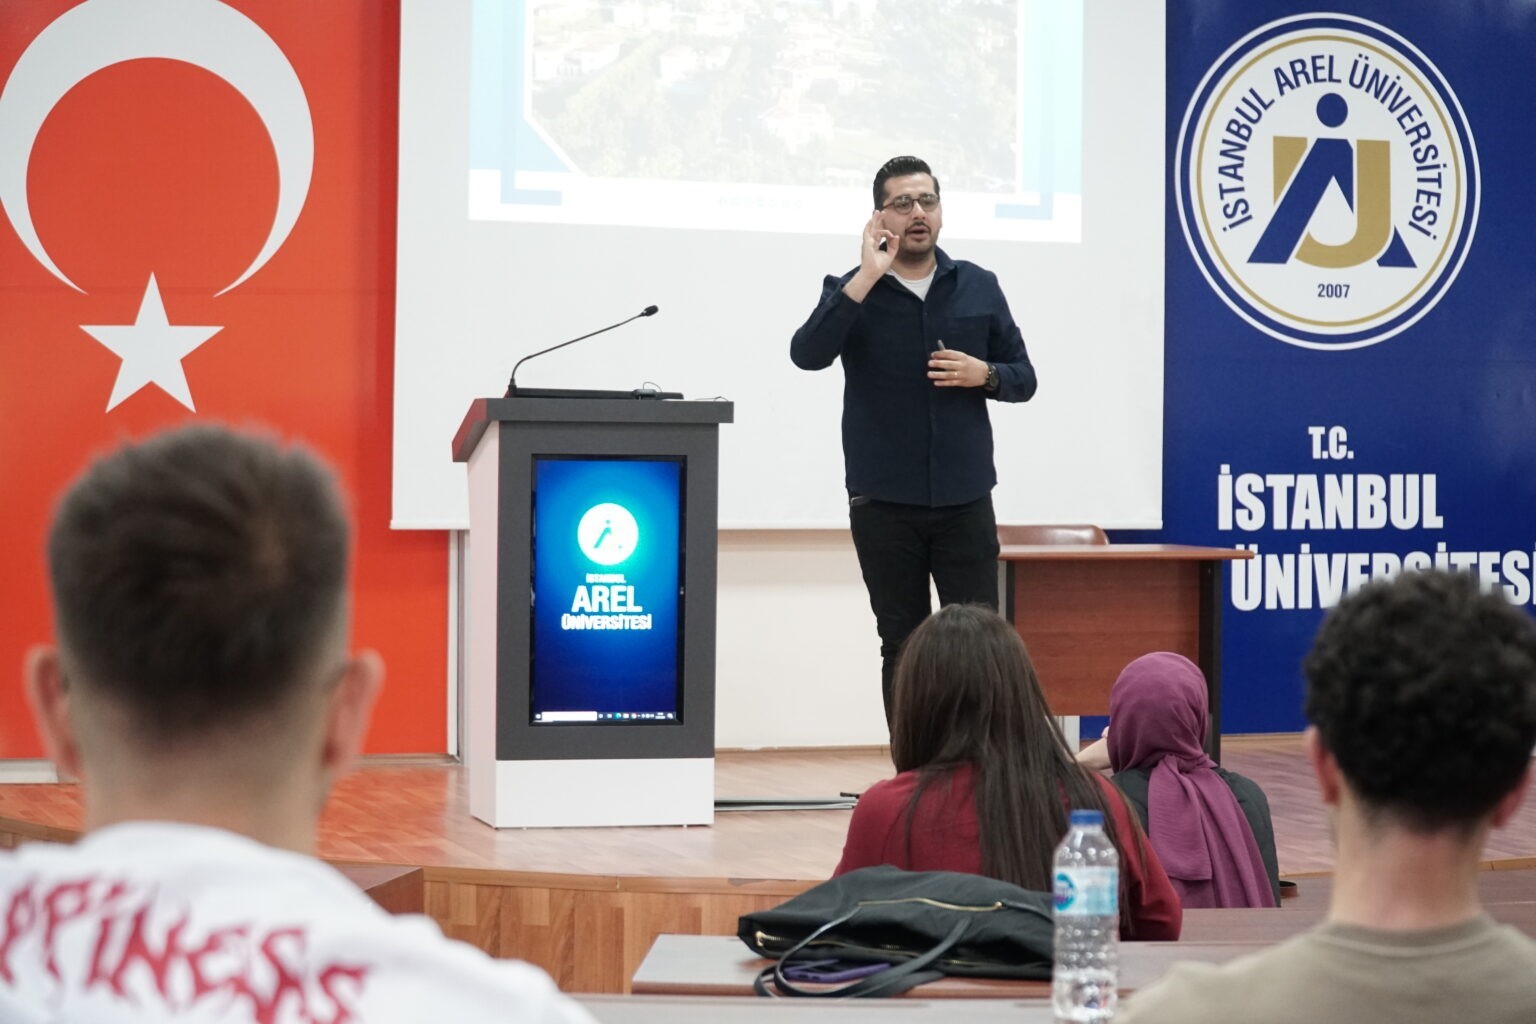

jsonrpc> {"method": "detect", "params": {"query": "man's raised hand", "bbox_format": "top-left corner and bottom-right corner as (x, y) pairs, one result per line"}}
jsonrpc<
(862, 213), (899, 273)
(842, 214), (898, 303)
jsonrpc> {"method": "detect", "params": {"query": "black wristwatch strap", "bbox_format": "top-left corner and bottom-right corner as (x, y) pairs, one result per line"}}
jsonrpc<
(984, 363), (999, 391)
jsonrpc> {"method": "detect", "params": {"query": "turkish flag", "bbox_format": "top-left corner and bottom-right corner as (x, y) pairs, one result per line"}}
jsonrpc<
(0, 0), (445, 757)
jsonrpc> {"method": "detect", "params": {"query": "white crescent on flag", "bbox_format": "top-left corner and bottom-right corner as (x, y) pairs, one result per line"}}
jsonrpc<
(0, 0), (313, 296)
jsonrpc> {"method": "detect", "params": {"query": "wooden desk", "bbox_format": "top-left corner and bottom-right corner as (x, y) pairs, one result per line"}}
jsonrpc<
(1182, 900), (1536, 943)
(1181, 870), (1536, 943)
(998, 544), (1251, 759)
(631, 934), (1267, 998)
(1287, 866), (1536, 907)
(1179, 906), (1321, 942)
(581, 994), (1059, 1022)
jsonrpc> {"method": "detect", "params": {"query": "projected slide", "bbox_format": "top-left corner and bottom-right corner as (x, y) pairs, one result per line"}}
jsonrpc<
(468, 0), (1082, 242)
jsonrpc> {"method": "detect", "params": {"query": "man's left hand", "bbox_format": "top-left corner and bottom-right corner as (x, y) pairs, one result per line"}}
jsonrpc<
(928, 351), (989, 388)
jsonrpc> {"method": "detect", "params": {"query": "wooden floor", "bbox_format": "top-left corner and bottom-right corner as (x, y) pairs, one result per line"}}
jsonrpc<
(319, 734), (1532, 877)
(7, 733), (1536, 876)
(4, 734), (1536, 993)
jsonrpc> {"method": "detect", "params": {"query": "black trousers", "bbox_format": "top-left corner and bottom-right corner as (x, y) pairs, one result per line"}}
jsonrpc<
(848, 494), (1000, 725)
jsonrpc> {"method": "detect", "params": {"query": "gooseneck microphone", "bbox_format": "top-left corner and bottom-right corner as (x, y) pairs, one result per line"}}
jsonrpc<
(506, 305), (659, 396)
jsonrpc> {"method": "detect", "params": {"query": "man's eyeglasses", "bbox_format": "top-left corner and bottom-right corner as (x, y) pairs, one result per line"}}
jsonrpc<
(880, 192), (940, 214)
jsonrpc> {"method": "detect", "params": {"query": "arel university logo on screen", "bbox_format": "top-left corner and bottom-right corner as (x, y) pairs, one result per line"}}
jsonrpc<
(565, 502), (652, 632)
(577, 502), (639, 566)
(1176, 14), (1478, 350)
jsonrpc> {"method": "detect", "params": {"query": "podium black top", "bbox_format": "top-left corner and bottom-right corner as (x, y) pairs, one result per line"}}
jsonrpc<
(452, 396), (735, 462)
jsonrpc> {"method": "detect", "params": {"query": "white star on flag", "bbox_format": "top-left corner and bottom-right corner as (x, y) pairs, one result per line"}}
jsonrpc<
(80, 275), (222, 412)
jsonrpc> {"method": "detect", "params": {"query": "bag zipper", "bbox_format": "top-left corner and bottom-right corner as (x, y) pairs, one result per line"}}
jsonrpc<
(854, 897), (1005, 912)
(752, 929), (1037, 970)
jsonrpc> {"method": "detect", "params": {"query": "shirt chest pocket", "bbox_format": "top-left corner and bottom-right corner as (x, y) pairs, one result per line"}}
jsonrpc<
(938, 315), (990, 358)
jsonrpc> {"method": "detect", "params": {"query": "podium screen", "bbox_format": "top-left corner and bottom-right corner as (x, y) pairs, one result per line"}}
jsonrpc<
(529, 456), (686, 724)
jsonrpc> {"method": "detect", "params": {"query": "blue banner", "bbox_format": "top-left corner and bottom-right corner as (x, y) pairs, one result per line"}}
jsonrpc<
(1158, 1), (1536, 732)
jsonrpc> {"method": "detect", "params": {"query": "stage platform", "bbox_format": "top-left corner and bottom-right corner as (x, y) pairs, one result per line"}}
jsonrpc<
(3, 736), (1535, 993)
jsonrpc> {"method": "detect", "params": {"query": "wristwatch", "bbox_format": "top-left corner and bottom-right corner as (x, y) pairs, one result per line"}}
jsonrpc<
(984, 363), (999, 391)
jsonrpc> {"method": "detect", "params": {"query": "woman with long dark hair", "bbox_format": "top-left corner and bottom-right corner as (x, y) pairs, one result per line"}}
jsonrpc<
(833, 604), (1181, 939)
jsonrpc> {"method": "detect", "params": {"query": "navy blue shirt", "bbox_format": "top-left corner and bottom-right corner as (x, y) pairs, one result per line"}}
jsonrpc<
(790, 248), (1037, 507)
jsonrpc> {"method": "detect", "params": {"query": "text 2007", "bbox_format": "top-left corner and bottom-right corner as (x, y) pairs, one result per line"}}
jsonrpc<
(1317, 283), (1350, 298)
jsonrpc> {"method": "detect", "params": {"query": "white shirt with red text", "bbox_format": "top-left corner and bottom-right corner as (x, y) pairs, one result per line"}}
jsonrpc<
(0, 821), (595, 1024)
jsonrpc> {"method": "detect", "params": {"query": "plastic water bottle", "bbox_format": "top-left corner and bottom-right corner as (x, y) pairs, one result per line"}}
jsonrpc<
(1052, 808), (1119, 1022)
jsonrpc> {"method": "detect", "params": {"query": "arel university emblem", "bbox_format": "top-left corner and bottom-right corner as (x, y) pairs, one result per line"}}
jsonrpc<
(1176, 14), (1478, 350)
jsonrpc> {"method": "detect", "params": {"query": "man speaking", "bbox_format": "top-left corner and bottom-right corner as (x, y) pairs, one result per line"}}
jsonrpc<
(791, 155), (1037, 724)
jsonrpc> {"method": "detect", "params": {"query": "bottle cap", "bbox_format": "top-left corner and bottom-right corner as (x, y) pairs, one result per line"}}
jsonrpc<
(1069, 809), (1105, 827)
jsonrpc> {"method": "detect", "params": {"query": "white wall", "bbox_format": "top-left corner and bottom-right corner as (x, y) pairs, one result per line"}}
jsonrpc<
(715, 530), (887, 748)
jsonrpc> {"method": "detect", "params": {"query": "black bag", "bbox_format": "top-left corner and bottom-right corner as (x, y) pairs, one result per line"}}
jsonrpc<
(737, 865), (1054, 998)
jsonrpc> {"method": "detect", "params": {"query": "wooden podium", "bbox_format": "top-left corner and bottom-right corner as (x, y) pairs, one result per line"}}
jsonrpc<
(998, 543), (1252, 759)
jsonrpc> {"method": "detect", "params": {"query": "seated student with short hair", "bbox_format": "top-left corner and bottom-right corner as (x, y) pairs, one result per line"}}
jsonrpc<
(1118, 569), (1536, 1024)
(834, 604), (1181, 940)
(5, 424), (593, 1023)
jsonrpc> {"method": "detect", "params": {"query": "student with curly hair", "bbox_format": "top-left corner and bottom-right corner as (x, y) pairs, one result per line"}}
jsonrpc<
(1120, 569), (1536, 1023)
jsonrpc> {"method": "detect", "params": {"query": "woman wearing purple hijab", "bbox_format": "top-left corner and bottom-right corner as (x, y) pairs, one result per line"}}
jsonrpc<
(1105, 652), (1280, 908)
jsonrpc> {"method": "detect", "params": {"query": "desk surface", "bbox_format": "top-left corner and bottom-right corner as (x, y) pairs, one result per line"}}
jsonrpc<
(1180, 868), (1536, 942)
(583, 995), (1059, 1022)
(998, 543), (1251, 561)
(1182, 900), (1536, 943)
(1294, 867), (1536, 906)
(632, 934), (1267, 999)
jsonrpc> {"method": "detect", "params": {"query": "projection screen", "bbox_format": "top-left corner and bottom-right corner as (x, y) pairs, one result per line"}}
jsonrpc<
(395, 0), (1165, 529)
